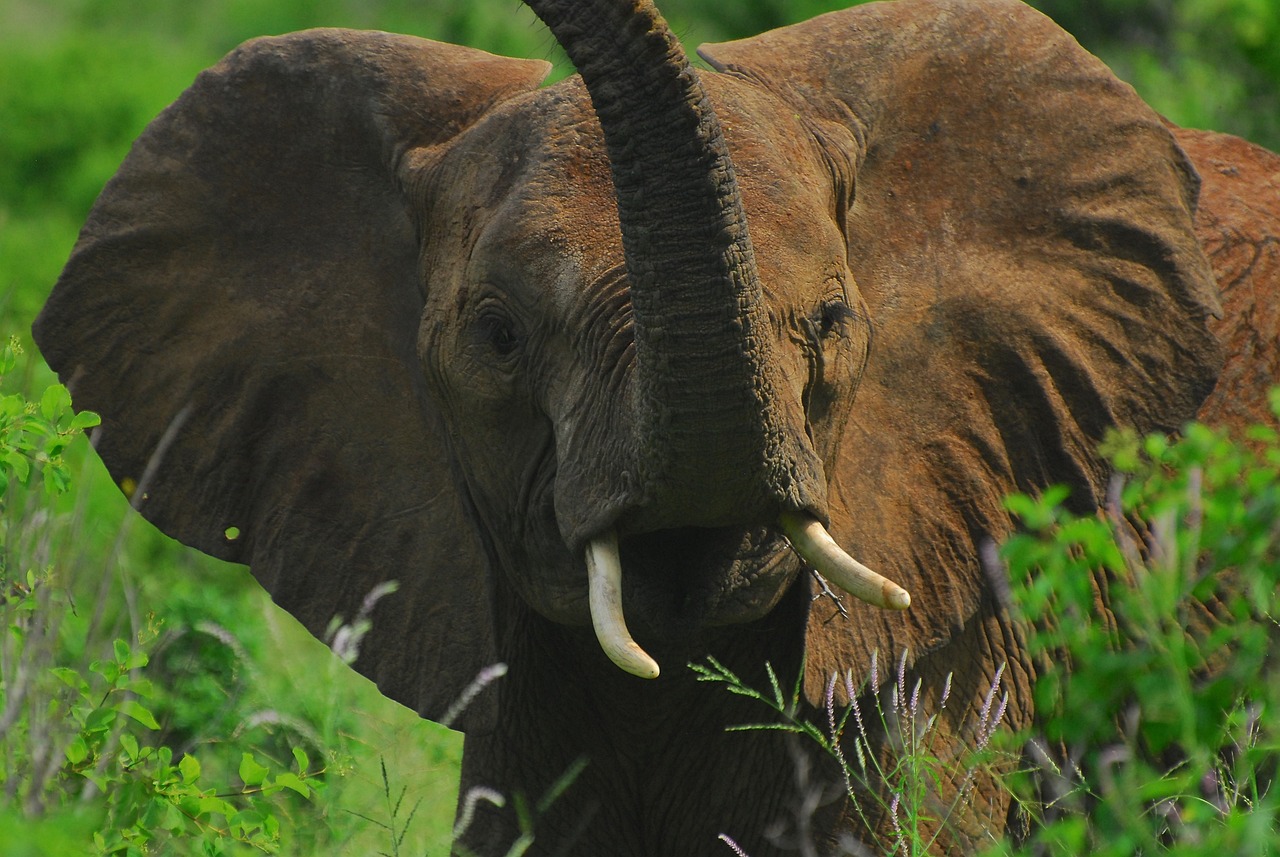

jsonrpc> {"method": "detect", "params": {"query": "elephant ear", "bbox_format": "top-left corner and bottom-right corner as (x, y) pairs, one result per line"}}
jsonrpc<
(702, 0), (1222, 695)
(33, 30), (549, 732)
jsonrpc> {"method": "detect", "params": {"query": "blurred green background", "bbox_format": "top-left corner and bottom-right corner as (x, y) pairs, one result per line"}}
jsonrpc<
(1, 0), (1276, 853)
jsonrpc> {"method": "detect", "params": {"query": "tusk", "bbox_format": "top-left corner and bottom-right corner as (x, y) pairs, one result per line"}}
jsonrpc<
(586, 532), (661, 679)
(779, 512), (911, 611)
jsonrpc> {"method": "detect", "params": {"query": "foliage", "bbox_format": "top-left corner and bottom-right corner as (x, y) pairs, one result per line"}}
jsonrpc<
(0, 359), (341, 854)
(0, 337), (98, 499)
(995, 402), (1280, 855)
(694, 652), (1012, 856)
(5, 607), (325, 855)
(0, 347), (462, 854)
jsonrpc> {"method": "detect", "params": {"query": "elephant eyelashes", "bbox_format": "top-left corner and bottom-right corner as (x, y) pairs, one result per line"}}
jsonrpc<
(816, 298), (856, 340)
(476, 308), (523, 358)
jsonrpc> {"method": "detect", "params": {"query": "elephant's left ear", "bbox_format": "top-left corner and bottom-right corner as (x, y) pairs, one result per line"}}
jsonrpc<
(34, 30), (549, 732)
(702, 0), (1223, 684)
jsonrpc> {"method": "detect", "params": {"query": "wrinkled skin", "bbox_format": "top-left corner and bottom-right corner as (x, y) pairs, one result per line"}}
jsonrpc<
(31, 0), (1280, 853)
(1180, 128), (1280, 437)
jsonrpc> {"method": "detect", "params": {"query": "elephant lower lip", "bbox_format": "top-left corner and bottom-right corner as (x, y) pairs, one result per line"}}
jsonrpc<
(615, 525), (797, 633)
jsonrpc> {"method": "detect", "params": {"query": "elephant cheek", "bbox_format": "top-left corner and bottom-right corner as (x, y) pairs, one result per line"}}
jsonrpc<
(521, 583), (594, 627)
(490, 512), (599, 629)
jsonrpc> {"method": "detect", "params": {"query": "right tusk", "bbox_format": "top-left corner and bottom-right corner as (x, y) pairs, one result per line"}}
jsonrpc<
(779, 512), (911, 611)
(586, 531), (661, 679)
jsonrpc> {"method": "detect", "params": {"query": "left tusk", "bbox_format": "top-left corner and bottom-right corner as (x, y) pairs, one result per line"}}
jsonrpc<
(586, 531), (661, 679)
(779, 512), (911, 611)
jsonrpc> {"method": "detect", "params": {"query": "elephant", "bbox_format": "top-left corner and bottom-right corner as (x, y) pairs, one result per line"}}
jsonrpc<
(1178, 127), (1280, 438)
(31, 0), (1280, 852)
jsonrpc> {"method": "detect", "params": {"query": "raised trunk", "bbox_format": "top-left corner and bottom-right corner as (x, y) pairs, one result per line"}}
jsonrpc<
(527, 0), (826, 538)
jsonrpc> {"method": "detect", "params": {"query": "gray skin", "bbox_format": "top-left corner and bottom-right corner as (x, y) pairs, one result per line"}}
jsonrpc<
(35, 0), (1280, 852)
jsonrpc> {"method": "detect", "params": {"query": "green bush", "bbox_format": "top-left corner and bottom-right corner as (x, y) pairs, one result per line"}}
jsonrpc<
(0, 341), (336, 856)
(0, 332), (462, 854)
(997, 402), (1280, 855)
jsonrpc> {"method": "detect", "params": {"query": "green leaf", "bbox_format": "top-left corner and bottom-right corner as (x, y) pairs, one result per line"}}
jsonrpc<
(198, 795), (237, 819)
(115, 698), (160, 730)
(50, 666), (89, 695)
(0, 392), (24, 420)
(273, 771), (311, 798)
(3, 450), (30, 484)
(69, 409), (101, 431)
(43, 464), (70, 497)
(65, 735), (89, 765)
(291, 746), (309, 774)
(39, 384), (71, 421)
(239, 752), (269, 787)
(179, 753), (201, 783)
(91, 657), (121, 684)
(84, 706), (116, 734)
(0, 337), (18, 375)
(177, 795), (203, 818)
(123, 649), (148, 672)
(158, 801), (185, 834)
(120, 732), (140, 764)
(230, 808), (266, 835)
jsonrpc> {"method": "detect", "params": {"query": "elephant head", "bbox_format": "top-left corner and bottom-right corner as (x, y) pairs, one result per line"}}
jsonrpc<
(35, 0), (1230, 851)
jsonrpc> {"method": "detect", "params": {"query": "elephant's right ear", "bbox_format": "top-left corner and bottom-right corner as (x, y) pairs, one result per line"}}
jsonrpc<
(33, 30), (549, 732)
(701, 0), (1224, 699)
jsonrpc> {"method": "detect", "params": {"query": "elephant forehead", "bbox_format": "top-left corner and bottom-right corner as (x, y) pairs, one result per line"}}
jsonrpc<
(462, 74), (845, 310)
(705, 76), (843, 230)
(449, 81), (619, 305)
(475, 163), (623, 318)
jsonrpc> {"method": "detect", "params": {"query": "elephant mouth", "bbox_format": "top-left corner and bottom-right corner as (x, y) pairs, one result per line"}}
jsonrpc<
(616, 525), (799, 634)
(582, 514), (910, 679)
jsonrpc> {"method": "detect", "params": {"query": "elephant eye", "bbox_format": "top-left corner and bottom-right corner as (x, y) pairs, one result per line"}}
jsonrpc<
(816, 298), (856, 339)
(476, 308), (522, 358)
